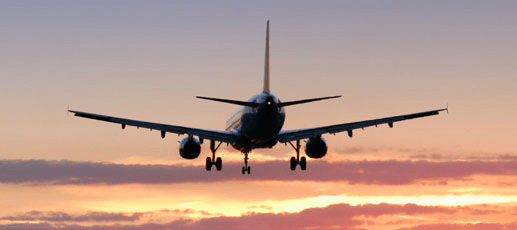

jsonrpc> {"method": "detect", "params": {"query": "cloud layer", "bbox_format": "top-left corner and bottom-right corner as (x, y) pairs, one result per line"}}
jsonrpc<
(1, 211), (143, 222)
(1, 203), (515, 230)
(1, 159), (517, 185)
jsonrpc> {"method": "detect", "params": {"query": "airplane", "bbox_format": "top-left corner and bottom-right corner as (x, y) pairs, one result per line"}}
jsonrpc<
(69, 21), (447, 175)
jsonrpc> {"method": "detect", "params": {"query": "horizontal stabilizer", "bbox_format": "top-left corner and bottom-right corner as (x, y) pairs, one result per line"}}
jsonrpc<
(197, 96), (260, 107)
(278, 95), (341, 107)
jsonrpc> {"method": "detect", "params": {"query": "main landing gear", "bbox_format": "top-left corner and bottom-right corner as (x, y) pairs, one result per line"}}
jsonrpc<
(288, 140), (306, 171)
(206, 140), (222, 171)
(242, 152), (251, 175)
(204, 140), (251, 175)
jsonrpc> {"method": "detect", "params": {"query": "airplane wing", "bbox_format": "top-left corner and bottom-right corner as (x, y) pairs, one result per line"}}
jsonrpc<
(68, 110), (236, 144)
(277, 108), (447, 143)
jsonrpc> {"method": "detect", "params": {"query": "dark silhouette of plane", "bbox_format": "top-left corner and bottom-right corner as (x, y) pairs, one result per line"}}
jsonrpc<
(69, 21), (447, 174)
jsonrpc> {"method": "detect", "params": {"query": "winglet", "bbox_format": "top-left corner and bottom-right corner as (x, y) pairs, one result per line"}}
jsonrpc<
(263, 20), (270, 93)
(446, 103), (449, 114)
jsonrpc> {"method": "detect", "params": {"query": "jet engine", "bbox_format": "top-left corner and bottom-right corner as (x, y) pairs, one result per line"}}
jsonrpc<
(179, 136), (201, 159)
(305, 136), (327, 159)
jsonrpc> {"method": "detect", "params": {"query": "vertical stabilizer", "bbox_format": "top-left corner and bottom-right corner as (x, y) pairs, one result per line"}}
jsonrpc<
(263, 20), (270, 93)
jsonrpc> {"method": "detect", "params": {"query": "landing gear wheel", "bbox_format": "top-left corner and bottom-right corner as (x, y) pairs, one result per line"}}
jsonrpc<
(241, 166), (251, 174)
(205, 157), (212, 171)
(288, 140), (308, 171)
(215, 157), (222, 171)
(241, 152), (251, 175)
(300, 157), (307, 171)
(290, 157), (297, 171)
(207, 140), (222, 172)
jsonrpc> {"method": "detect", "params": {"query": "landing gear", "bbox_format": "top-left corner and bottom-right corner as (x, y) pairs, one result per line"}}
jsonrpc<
(242, 166), (250, 174)
(205, 157), (222, 171)
(288, 140), (307, 171)
(206, 157), (212, 171)
(290, 156), (296, 171)
(206, 140), (223, 171)
(289, 156), (307, 171)
(215, 157), (222, 171)
(300, 156), (306, 170)
(242, 152), (250, 174)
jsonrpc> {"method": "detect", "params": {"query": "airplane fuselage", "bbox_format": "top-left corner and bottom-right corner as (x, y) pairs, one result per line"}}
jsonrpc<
(225, 92), (285, 153)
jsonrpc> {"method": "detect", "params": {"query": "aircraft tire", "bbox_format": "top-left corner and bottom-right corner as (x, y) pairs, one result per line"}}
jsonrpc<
(300, 157), (306, 171)
(206, 157), (212, 171)
(290, 157), (297, 171)
(215, 157), (222, 171)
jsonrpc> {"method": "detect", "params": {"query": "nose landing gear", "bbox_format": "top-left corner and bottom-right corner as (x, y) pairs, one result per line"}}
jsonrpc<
(242, 151), (251, 174)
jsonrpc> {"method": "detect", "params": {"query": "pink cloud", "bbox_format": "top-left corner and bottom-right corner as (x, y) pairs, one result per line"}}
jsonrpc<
(0, 211), (143, 222)
(2, 203), (513, 230)
(398, 223), (517, 230)
(1, 159), (517, 185)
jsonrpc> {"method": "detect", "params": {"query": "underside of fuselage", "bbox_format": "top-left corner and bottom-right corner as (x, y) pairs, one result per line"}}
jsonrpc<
(227, 93), (285, 152)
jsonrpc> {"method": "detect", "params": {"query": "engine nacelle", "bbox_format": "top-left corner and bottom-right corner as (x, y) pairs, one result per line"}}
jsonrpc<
(179, 136), (201, 159)
(305, 136), (327, 159)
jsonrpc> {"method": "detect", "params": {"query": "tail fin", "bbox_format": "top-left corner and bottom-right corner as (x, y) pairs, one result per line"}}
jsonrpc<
(263, 20), (270, 93)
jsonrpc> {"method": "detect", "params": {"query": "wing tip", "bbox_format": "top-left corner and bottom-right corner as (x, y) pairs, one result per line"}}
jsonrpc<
(67, 106), (77, 115)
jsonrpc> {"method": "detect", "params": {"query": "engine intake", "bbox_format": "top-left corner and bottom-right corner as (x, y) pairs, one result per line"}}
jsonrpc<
(305, 136), (327, 159)
(179, 136), (201, 159)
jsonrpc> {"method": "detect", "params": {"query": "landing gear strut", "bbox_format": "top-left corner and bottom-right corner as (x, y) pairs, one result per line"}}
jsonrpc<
(288, 140), (306, 171)
(242, 151), (251, 174)
(206, 140), (222, 171)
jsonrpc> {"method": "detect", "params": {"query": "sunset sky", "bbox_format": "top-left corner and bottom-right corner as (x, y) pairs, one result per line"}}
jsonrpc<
(1, 1), (517, 229)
